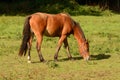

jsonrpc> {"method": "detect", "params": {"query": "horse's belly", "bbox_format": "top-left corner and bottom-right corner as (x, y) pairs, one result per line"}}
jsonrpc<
(44, 29), (60, 37)
(44, 29), (52, 36)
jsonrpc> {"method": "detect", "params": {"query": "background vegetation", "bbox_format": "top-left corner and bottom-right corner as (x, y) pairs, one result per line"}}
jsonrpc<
(0, 0), (119, 16)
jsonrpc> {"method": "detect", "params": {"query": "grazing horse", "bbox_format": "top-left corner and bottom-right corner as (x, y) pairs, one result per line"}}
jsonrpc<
(18, 12), (90, 63)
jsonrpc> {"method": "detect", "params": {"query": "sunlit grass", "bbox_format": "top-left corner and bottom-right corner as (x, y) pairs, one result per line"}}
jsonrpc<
(0, 15), (120, 80)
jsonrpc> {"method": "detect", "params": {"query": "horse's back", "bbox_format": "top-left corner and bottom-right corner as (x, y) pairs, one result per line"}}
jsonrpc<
(30, 12), (74, 37)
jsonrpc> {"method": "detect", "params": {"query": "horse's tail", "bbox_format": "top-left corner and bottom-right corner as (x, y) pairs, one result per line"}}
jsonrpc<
(19, 16), (31, 56)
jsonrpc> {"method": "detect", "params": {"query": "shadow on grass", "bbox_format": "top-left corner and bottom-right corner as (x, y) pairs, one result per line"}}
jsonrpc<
(31, 57), (83, 63)
(31, 54), (111, 63)
(32, 61), (41, 64)
(59, 56), (83, 62)
(59, 53), (111, 62)
(90, 54), (111, 60)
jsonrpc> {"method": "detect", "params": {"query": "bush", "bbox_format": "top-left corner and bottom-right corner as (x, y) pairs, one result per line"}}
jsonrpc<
(0, 0), (113, 16)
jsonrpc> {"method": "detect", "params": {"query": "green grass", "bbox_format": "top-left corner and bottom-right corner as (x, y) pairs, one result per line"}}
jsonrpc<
(0, 15), (120, 80)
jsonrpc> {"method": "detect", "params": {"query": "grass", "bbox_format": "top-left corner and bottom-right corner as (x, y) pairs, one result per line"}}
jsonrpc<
(0, 14), (120, 80)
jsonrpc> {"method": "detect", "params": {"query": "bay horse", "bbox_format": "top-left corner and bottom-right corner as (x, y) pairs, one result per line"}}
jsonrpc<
(18, 12), (90, 63)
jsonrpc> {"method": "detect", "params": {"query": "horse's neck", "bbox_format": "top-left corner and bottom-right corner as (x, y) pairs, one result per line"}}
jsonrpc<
(73, 24), (86, 45)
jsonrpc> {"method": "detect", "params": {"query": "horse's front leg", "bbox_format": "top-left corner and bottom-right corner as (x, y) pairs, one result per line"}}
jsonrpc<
(54, 35), (67, 61)
(36, 35), (44, 62)
(63, 38), (72, 60)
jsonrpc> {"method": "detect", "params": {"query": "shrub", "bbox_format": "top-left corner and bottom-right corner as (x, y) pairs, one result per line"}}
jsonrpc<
(0, 0), (113, 16)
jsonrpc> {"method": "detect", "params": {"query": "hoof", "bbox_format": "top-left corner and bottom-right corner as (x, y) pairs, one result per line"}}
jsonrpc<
(27, 60), (31, 63)
(54, 56), (58, 62)
(40, 59), (45, 62)
(69, 58), (74, 61)
(54, 58), (58, 62)
(68, 56), (73, 60)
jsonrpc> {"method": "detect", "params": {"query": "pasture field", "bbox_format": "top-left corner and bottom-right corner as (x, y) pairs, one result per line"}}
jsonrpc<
(0, 14), (120, 80)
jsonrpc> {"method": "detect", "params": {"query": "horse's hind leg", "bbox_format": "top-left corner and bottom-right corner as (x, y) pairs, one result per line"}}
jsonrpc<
(54, 35), (67, 61)
(27, 41), (31, 63)
(36, 35), (44, 62)
(63, 38), (72, 60)
(27, 34), (34, 63)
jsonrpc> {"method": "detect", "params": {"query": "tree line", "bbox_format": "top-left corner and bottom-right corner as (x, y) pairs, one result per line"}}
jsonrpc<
(76, 0), (120, 12)
(0, 0), (119, 15)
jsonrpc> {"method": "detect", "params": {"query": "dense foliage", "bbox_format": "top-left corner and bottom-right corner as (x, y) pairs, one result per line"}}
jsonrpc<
(0, 0), (114, 16)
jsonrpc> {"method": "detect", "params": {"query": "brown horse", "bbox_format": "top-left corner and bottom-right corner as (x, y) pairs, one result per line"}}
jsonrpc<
(19, 12), (90, 63)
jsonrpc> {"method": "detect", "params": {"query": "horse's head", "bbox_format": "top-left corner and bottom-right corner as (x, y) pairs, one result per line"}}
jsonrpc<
(80, 40), (90, 61)
(72, 20), (90, 61)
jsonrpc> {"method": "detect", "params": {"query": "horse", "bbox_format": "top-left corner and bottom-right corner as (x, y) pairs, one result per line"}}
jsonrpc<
(18, 12), (90, 63)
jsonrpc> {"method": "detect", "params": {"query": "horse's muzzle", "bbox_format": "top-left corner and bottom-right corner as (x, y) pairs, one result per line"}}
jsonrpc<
(84, 55), (90, 61)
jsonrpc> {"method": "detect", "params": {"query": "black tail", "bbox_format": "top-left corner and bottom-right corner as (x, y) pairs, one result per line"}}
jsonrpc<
(19, 16), (31, 56)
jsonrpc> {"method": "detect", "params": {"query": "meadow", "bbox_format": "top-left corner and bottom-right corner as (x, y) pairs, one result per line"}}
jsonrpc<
(0, 14), (120, 80)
